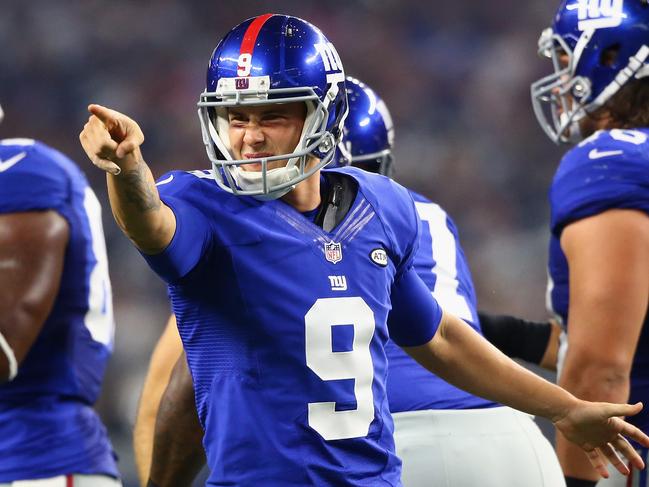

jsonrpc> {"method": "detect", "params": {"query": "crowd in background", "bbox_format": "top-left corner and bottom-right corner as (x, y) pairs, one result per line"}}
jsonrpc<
(0, 0), (565, 484)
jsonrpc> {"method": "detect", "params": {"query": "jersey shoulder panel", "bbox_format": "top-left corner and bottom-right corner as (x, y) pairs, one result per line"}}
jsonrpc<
(155, 169), (251, 214)
(329, 167), (420, 274)
(407, 189), (432, 205)
(155, 169), (214, 199)
(550, 129), (649, 234)
(0, 139), (81, 214)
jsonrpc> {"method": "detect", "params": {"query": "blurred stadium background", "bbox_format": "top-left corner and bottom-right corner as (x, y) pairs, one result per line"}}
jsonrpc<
(1, 0), (565, 484)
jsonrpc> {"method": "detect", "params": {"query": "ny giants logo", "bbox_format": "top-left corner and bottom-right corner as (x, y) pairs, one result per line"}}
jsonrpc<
(314, 42), (346, 85)
(235, 78), (250, 90)
(572, 0), (625, 30)
(328, 275), (348, 291)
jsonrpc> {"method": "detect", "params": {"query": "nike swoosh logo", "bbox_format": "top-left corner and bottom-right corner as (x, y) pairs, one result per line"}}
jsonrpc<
(589, 149), (623, 159)
(156, 174), (174, 186)
(0, 152), (27, 172)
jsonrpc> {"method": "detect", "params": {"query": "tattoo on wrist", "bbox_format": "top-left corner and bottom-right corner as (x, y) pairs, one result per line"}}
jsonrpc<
(121, 163), (161, 212)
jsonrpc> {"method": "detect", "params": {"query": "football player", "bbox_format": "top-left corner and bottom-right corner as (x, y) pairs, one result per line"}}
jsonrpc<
(531, 1), (649, 486)
(80, 14), (649, 487)
(342, 76), (565, 486)
(0, 104), (121, 485)
(131, 77), (565, 486)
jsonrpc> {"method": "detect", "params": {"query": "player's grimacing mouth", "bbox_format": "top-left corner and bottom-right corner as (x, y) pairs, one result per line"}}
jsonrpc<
(242, 152), (275, 171)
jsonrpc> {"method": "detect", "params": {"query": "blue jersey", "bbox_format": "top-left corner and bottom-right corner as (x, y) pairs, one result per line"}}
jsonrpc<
(144, 167), (442, 486)
(548, 128), (649, 434)
(385, 191), (497, 412)
(0, 139), (118, 480)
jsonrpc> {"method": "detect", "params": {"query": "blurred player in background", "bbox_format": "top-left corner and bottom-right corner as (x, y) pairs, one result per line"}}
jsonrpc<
(80, 13), (649, 487)
(341, 76), (565, 486)
(530, 1), (649, 485)
(0, 104), (121, 486)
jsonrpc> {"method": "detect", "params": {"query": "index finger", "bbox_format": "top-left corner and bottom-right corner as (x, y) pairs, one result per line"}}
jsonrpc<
(88, 104), (119, 126)
(618, 420), (649, 448)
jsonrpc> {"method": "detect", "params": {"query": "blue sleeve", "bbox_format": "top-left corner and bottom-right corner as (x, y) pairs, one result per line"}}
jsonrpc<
(140, 173), (213, 283)
(387, 267), (443, 347)
(344, 168), (420, 279)
(550, 153), (649, 235)
(0, 145), (69, 215)
(380, 179), (420, 280)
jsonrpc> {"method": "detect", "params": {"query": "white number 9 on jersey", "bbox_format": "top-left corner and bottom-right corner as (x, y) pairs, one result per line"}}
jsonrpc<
(305, 297), (376, 441)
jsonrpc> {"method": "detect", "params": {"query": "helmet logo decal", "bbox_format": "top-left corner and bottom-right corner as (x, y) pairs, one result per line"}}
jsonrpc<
(315, 42), (346, 87)
(315, 42), (342, 73)
(238, 13), (274, 76)
(237, 54), (252, 77)
(235, 77), (250, 90)
(573, 0), (625, 30)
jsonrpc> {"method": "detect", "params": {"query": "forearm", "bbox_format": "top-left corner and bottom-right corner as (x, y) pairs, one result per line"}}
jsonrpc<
(149, 353), (205, 487)
(107, 155), (175, 254)
(405, 311), (578, 421)
(134, 317), (184, 486)
(478, 311), (557, 368)
(557, 354), (632, 480)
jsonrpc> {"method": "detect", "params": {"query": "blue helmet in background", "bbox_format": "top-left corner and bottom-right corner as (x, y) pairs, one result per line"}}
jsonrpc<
(197, 13), (348, 199)
(334, 77), (394, 176)
(531, 0), (649, 143)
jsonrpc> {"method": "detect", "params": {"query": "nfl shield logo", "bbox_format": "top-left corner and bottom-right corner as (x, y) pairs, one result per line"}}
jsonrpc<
(324, 241), (343, 264)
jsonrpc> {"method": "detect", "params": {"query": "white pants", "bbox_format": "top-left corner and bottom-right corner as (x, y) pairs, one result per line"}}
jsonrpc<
(0, 475), (122, 487)
(393, 407), (565, 487)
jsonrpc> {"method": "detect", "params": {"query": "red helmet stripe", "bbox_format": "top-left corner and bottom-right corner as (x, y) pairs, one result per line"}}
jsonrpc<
(240, 13), (274, 57)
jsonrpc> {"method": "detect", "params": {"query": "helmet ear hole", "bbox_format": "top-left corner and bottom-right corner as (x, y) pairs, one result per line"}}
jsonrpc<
(600, 44), (621, 67)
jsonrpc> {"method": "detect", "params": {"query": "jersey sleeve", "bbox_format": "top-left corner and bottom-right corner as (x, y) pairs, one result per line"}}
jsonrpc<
(550, 150), (649, 235)
(378, 178), (421, 279)
(387, 266), (443, 347)
(140, 172), (213, 283)
(0, 144), (70, 215)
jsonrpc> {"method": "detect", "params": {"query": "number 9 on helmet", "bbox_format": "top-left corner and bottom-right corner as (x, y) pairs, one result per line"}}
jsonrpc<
(197, 13), (349, 199)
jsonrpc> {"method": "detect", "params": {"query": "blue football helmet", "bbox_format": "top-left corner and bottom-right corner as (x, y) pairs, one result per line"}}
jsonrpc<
(197, 14), (348, 199)
(334, 77), (394, 176)
(531, 0), (649, 143)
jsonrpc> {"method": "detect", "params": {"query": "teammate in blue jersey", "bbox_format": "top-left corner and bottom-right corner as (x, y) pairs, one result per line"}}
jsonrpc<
(340, 76), (565, 486)
(0, 105), (121, 485)
(80, 14), (649, 487)
(531, 1), (649, 486)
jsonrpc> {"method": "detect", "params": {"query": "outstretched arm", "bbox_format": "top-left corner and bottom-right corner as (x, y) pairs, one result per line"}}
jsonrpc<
(390, 268), (649, 478)
(148, 351), (205, 487)
(405, 310), (647, 478)
(0, 211), (68, 381)
(134, 315), (185, 486)
(79, 104), (175, 254)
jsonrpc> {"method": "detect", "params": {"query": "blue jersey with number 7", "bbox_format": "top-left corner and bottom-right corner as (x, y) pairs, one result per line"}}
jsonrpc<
(385, 191), (497, 412)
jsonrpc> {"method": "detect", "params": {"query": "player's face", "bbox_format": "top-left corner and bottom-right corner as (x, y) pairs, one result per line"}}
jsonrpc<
(228, 102), (307, 172)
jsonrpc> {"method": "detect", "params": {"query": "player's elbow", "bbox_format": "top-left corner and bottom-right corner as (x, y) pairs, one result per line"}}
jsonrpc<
(561, 350), (632, 402)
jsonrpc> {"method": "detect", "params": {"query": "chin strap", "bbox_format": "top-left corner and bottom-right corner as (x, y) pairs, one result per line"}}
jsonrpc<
(315, 172), (358, 232)
(0, 331), (17, 381)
